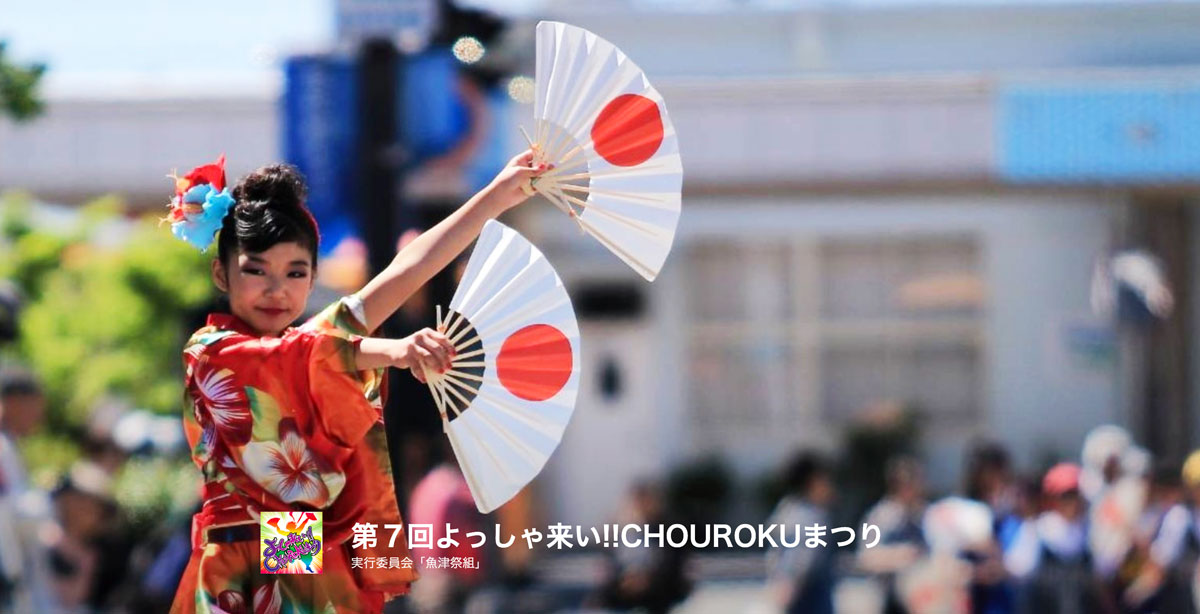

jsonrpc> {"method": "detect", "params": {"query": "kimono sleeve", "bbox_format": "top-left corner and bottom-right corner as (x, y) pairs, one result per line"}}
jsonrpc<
(301, 294), (386, 407)
(306, 329), (382, 448)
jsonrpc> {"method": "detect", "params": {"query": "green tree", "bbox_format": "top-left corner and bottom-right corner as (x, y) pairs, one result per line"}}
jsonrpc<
(0, 193), (213, 490)
(0, 41), (46, 121)
(5, 199), (214, 426)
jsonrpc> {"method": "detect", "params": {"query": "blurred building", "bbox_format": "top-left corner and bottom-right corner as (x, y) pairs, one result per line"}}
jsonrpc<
(519, 0), (1200, 526)
(4, 0), (1200, 527)
(0, 85), (277, 208)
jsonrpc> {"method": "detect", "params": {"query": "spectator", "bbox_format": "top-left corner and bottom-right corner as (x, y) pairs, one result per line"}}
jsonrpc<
(0, 369), (57, 613)
(595, 479), (692, 614)
(49, 461), (117, 613)
(1006, 463), (1115, 614)
(407, 453), (489, 614)
(964, 441), (1018, 614)
(1126, 450), (1200, 613)
(767, 451), (836, 614)
(859, 456), (928, 614)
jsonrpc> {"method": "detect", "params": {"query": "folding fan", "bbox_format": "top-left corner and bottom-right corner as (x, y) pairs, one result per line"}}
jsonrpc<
(523, 20), (683, 282)
(421, 220), (580, 513)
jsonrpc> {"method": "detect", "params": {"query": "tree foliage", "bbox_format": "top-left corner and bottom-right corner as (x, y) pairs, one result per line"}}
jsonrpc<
(0, 193), (214, 432)
(0, 41), (46, 122)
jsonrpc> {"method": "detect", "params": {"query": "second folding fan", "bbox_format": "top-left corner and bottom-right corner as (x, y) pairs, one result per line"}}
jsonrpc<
(525, 20), (683, 282)
(421, 220), (580, 513)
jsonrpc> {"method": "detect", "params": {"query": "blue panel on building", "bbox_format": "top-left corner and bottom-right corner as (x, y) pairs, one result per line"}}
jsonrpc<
(283, 55), (359, 255)
(401, 49), (468, 163)
(999, 85), (1200, 182)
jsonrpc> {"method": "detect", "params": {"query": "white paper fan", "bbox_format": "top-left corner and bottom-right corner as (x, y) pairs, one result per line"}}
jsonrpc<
(523, 20), (683, 282)
(421, 220), (581, 513)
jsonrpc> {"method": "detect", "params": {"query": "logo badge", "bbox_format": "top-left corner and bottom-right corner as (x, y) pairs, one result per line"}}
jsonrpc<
(260, 511), (323, 574)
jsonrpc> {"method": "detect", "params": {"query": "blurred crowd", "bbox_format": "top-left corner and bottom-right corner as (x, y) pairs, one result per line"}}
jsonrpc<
(0, 368), (188, 614)
(767, 427), (1200, 614)
(8, 357), (1200, 614)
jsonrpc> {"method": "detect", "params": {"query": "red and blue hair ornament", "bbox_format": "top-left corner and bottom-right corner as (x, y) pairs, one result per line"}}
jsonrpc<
(164, 155), (235, 250)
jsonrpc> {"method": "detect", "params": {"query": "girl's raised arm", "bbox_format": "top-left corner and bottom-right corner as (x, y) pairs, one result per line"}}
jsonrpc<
(353, 150), (546, 333)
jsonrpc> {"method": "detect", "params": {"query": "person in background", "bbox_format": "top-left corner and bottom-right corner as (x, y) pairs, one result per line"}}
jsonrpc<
(1116, 462), (1181, 614)
(858, 456), (928, 614)
(595, 479), (693, 614)
(1136, 462), (1185, 553)
(49, 461), (117, 613)
(0, 369), (57, 613)
(963, 441), (1017, 614)
(899, 496), (993, 614)
(0, 369), (44, 495)
(1125, 449), (1200, 613)
(407, 448), (488, 614)
(1081, 427), (1150, 587)
(767, 450), (837, 614)
(1006, 462), (1116, 614)
(1088, 446), (1151, 608)
(1079, 425), (1133, 505)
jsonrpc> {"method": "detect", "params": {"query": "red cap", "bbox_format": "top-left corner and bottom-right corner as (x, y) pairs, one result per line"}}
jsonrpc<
(1043, 462), (1082, 496)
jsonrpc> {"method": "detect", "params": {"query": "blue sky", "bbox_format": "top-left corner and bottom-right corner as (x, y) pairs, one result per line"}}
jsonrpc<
(0, 0), (332, 92)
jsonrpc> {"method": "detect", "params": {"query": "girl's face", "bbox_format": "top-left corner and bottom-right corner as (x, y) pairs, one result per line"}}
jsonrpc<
(212, 241), (315, 337)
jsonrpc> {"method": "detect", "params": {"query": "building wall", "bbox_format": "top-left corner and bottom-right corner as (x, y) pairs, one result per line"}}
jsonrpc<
(0, 95), (277, 207)
(537, 1), (1200, 77)
(530, 190), (1120, 525)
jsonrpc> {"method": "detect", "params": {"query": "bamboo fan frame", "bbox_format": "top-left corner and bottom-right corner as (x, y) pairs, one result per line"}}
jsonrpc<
(421, 305), (487, 424)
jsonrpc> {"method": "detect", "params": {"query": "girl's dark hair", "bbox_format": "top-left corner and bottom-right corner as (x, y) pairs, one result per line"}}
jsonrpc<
(216, 164), (320, 267)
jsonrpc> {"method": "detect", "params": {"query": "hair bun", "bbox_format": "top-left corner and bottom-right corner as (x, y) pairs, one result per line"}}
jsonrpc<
(232, 163), (308, 209)
(221, 163), (321, 262)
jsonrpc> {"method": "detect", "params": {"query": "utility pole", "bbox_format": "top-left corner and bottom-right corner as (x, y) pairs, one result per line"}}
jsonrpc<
(357, 38), (404, 289)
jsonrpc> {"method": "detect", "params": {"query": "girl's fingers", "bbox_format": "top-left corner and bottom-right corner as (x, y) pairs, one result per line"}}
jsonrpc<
(412, 368), (427, 383)
(435, 335), (456, 359)
(424, 344), (449, 372)
(514, 163), (551, 177)
(413, 346), (432, 367)
(418, 354), (439, 377)
(510, 149), (534, 167)
(420, 342), (453, 373)
(420, 329), (454, 366)
(510, 150), (554, 172)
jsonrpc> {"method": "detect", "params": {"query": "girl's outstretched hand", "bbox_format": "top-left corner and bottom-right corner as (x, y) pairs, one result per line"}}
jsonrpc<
(393, 328), (456, 383)
(486, 149), (551, 213)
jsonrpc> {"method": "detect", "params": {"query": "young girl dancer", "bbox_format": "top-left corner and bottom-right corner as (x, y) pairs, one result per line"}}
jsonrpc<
(167, 151), (546, 614)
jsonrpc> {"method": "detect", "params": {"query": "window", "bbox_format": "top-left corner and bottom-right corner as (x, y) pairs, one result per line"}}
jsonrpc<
(685, 235), (984, 442)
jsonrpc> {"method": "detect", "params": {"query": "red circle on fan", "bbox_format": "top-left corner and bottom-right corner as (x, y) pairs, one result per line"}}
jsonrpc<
(496, 324), (573, 401)
(591, 94), (664, 167)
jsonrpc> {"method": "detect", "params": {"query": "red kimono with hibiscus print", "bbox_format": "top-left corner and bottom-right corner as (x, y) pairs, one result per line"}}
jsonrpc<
(170, 295), (418, 614)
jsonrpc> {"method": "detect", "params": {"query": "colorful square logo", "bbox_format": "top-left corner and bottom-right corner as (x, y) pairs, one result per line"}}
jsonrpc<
(260, 511), (323, 574)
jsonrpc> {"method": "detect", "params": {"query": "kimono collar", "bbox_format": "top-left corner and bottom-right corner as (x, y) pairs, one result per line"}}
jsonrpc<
(206, 312), (293, 338)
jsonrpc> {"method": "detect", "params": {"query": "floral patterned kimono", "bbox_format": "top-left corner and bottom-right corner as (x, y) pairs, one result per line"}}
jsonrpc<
(170, 295), (419, 614)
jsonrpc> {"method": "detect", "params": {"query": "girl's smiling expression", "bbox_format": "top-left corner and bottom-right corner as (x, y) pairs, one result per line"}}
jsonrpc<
(212, 241), (315, 337)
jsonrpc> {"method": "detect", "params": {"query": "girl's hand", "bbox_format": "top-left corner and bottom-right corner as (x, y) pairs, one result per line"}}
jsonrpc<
(394, 328), (456, 383)
(485, 149), (551, 213)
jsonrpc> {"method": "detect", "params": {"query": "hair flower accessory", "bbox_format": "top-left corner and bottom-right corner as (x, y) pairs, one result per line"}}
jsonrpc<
(164, 154), (234, 251)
